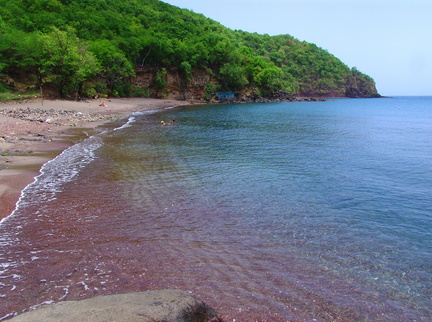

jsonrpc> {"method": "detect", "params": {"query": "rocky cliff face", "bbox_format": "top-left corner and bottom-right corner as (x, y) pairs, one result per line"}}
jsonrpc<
(132, 67), (380, 102)
(345, 73), (381, 98)
(132, 67), (212, 102)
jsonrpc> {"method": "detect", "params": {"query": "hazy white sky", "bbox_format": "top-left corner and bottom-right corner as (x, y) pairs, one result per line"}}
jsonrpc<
(163, 0), (432, 96)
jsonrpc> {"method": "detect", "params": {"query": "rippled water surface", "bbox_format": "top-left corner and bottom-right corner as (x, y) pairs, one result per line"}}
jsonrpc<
(1, 97), (431, 320)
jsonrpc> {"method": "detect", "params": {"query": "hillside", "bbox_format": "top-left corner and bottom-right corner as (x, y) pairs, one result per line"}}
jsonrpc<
(0, 0), (380, 100)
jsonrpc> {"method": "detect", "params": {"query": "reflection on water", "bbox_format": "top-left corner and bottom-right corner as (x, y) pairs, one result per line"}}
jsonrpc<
(1, 98), (431, 320)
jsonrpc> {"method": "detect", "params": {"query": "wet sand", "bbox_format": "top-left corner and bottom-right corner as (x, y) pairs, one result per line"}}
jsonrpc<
(0, 98), (191, 220)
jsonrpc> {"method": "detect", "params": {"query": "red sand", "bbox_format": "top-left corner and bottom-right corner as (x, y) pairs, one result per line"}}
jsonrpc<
(0, 98), (191, 220)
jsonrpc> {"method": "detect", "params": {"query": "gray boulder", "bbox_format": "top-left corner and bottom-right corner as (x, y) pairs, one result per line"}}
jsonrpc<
(10, 289), (222, 322)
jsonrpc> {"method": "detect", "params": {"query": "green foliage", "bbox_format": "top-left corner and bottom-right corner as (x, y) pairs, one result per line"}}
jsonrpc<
(0, 0), (379, 99)
(0, 90), (40, 101)
(255, 66), (285, 95)
(94, 82), (108, 95)
(131, 85), (150, 97)
(204, 83), (218, 101)
(41, 27), (100, 97)
(81, 82), (98, 98)
(180, 61), (192, 84)
(154, 67), (167, 95)
(0, 82), (7, 93)
(219, 63), (248, 91)
(89, 40), (134, 94)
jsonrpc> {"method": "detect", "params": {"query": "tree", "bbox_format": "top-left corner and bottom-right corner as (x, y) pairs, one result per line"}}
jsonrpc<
(244, 55), (270, 86)
(154, 67), (167, 97)
(179, 61), (192, 85)
(219, 63), (248, 91)
(0, 0), (379, 99)
(0, 28), (49, 97)
(255, 66), (284, 95)
(17, 31), (47, 98)
(89, 39), (134, 94)
(41, 27), (100, 98)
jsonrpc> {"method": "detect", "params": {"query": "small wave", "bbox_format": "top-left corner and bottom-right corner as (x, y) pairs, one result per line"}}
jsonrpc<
(0, 135), (103, 226)
(0, 106), (165, 225)
(0, 107), (167, 226)
(114, 115), (136, 131)
(113, 109), (161, 132)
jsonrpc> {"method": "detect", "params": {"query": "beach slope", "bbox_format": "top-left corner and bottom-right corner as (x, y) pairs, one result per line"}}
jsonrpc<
(0, 98), (190, 220)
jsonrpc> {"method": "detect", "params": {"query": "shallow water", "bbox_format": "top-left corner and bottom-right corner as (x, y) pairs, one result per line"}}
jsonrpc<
(0, 97), (431, 320)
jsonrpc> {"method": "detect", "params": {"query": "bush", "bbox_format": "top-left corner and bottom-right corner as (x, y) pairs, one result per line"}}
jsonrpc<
(0, 82), (7, 93)
(204, 83), (218, 101)
(94, 82), (108, 96)
(82, 82), (97, 98)
(131, 85), (149, 97)
(180, 61), (192, 83)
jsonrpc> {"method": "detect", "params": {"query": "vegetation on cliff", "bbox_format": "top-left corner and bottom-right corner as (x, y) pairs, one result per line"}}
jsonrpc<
(0, 0), (380, 100)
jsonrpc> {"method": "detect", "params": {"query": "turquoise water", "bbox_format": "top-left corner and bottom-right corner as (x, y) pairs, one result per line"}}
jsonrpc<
(0, 97), (431, 320)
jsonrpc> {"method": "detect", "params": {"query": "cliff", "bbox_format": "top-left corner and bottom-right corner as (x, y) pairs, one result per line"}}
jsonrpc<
(129, 66), (379, 102)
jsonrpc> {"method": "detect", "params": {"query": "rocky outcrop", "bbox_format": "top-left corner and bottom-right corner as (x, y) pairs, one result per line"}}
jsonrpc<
(132, 67), (212, 102)
(345, 70), (381, 98)
(131, 66), (380, 102)
(9, 289), (222, 322)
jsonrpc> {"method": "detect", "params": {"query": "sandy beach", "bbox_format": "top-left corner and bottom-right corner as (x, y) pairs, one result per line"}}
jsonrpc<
(0, 97), (190, 220)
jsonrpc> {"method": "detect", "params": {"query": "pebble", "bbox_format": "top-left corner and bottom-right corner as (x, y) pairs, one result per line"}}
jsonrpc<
(0, 107), (102, 123)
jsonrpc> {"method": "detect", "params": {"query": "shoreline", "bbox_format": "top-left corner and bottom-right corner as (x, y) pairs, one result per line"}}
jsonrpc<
(0, 97), (191, 220)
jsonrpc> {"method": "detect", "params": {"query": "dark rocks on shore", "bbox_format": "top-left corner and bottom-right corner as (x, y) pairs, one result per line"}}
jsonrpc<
(246, 96), (326, 103)
(0, 107), (103, 125)
(214, 90), (327, 104)
(9, 289), (223, 322)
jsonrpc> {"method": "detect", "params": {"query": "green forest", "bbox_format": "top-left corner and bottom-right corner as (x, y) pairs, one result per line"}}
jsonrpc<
(0, 0), (380, 100)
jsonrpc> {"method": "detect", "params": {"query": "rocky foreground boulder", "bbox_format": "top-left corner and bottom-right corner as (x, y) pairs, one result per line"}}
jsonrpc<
(10, 289), (222, 322)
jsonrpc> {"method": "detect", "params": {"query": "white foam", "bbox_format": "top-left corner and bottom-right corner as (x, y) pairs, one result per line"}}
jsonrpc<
(28, 300), (54, 311)
(56, 285), (69, 301)
(77, 281), (90, 291)
(114, 115), (136, 131)
(1, 106), (175, 226)
(113, 109), (159, 132)
(0, 135), (103, 226)
(0, 313), (17, 320)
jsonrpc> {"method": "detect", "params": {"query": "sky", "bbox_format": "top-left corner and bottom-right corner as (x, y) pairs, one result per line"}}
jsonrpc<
(163, 0), (432, 96)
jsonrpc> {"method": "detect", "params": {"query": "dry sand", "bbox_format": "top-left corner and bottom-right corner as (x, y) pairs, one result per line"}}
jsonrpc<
(0, 97), (191, 220)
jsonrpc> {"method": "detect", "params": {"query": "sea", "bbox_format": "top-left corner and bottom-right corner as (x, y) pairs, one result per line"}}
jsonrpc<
(0, 96), (431, 321)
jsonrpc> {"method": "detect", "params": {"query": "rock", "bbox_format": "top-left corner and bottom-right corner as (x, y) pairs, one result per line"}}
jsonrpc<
(0, 108), (94, 124)
(9, 289), (222, 322)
